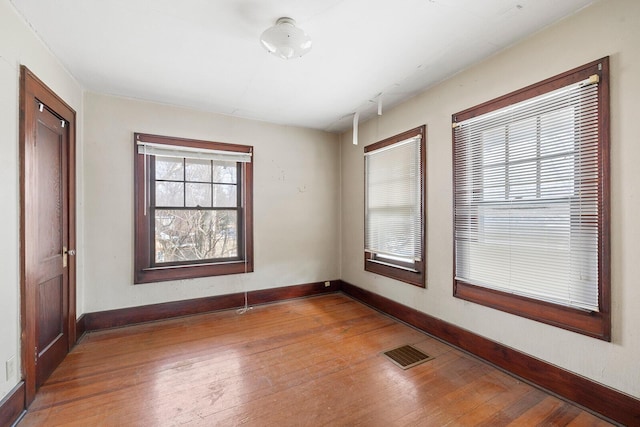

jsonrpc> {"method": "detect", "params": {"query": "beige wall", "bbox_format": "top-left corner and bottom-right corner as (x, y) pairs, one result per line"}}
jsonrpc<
(340, 0), (640, 398)
(0, 0), (83, 400)
(82, 93), (340, 313)
(3, 0), (638, 408)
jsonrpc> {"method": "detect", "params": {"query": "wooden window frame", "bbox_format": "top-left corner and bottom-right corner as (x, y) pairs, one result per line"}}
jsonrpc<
(134, 133), (253, 284)
(364, 125), (427, 288)
(452, 58), (610, 340)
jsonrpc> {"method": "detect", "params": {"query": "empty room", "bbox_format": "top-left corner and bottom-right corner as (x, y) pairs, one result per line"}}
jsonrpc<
(1, 0), (639, 425)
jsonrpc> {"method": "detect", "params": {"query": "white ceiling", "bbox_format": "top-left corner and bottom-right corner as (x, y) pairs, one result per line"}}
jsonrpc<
(10, 0), (595, 133)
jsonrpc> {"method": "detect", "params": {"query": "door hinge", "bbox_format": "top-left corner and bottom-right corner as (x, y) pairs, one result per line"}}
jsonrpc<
(34, 346), (38, 365)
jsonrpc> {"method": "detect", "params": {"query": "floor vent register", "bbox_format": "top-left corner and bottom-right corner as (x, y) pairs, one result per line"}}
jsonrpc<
(382, 345), (434, 370)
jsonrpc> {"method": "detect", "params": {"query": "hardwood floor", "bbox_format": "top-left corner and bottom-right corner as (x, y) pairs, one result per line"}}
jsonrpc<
(19, 294), (612, 426)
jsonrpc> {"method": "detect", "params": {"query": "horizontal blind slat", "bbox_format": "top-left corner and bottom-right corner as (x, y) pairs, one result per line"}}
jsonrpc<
(365, 136), (422, 260)
(454, 80), (601, 312)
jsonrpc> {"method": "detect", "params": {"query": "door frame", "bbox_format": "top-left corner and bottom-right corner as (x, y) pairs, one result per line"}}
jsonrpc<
(19, 66), (77, 405)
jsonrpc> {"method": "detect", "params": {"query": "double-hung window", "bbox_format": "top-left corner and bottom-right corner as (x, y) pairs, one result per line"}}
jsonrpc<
(134, 133), (253, 284)
(364, 125), (426, 287)
(452, 58), (610, 340)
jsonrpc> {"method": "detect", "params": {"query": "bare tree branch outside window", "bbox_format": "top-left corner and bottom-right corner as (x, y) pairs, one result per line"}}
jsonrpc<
(153, 156), (240, 264)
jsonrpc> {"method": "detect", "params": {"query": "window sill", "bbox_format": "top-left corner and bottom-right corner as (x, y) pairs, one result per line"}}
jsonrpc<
(365, 257), (425, 288)
(454, 280), (610, 341)
(135, 260), (253, 284)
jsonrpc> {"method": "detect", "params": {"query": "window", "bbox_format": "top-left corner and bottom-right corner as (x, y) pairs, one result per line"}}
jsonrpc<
(452, 58), (610, 340)
(134, 133), (253, 283)
(364, 125), (426, 287)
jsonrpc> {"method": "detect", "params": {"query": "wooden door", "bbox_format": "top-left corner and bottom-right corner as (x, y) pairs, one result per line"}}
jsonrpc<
(20, 66), (77, 405)
(33, 103), (69, 387)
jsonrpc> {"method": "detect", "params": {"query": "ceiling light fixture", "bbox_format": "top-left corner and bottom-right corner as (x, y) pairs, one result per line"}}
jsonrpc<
(260, 17), (312, 60)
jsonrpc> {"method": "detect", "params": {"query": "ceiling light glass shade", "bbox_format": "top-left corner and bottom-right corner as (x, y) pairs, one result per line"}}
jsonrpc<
(260, 17), (312, 60)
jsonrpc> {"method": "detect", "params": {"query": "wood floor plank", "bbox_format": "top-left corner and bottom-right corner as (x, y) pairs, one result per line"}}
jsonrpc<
(18, 294), (613, 426)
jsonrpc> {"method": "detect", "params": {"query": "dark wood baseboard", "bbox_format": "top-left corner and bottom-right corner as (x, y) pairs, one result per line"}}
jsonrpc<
(0, 381), (25, 427)
(340, 281), (639, 426)
(75, 313), (86, 340)
(80, 280), (341, 332)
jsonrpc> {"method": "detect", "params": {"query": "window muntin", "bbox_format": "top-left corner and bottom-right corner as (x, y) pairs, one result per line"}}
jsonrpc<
(134, 133), (253, 284)
(152, 157), (240, 264)
(364, 125), (426, 287)
(480, 108), (577, 203)
(452, 58), (610, 340)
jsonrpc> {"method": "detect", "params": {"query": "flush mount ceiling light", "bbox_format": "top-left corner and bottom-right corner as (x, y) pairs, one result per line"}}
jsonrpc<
(260, 17), (312, 60)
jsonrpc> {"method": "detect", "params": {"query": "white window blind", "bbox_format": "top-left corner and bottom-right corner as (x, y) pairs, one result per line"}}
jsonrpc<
(365, 135), (422, 262)
(453, 76), (601, 311)
(137, 141), (252, 163)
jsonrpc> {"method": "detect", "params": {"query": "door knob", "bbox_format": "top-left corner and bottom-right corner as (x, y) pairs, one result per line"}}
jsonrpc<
(62, 247), (75, 267)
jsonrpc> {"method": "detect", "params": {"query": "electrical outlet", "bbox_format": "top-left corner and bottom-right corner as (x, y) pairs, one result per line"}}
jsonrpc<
(6, 356), (16, 382)
(324, 281), (331, 287)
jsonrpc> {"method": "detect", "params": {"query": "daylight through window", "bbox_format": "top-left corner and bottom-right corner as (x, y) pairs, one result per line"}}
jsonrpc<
(134, 134), (253, 283)
(452, 58), (610, 340)
(364, 126), (426, 287)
